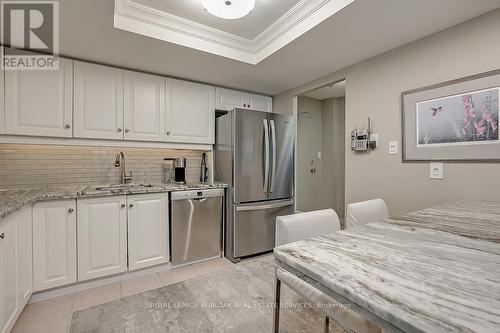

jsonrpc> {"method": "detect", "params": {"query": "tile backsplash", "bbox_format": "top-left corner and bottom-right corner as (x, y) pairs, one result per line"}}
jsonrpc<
(0, 144), (205, 189)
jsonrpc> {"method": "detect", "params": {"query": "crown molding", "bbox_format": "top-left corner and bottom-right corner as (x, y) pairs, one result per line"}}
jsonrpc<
(114, 0), (354, 64)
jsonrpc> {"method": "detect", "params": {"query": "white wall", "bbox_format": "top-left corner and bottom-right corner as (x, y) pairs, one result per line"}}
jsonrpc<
(274, 9), (500, 216)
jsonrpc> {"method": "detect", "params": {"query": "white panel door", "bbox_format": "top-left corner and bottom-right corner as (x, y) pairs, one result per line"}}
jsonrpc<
(33, 200), (77, 291)
(77, 196), (127, 281)
(247, 93), (273, 112)
(124, 71), (165, 141)
(4, 58), (73, 137)
(74, 61), (124, 140)
(215, 88), (246, 111)
(0, 68), (4, 133)
(166, 79), (215, 144)
(127, 193), (169, 271)
(16, 206), (32, 305)
(0, 215), (19, 333)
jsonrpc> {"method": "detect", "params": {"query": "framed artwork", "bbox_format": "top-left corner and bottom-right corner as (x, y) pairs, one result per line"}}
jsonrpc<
(402, 69), (500, 162)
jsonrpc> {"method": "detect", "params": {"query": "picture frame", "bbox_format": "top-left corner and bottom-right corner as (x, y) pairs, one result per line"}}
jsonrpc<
(402, 69), (500, 162)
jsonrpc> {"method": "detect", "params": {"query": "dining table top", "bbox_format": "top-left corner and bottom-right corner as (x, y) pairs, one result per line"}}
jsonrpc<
(273, 200), (500, 333)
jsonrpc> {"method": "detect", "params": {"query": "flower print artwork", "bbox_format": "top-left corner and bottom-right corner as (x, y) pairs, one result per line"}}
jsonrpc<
(417, 88), (499, 146)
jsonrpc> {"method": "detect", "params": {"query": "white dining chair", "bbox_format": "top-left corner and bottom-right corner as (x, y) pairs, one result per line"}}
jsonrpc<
(274, 209), (382, 333)
(346, 198), (389, 228)
(275, 209), (341, 246)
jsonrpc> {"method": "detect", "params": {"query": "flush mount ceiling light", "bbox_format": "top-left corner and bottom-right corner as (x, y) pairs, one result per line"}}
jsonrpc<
(201, 0), (255, 20)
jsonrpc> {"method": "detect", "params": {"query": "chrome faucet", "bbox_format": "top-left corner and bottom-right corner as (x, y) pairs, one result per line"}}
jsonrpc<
(114, 152), (132, 184)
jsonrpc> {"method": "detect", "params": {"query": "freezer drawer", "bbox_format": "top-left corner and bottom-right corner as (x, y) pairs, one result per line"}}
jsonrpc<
(233, 199), (294, 258)
(171, 189), (223, 265)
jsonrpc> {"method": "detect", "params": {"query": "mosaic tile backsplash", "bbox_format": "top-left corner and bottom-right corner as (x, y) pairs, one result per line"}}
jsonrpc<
(0, 144), (205, 189)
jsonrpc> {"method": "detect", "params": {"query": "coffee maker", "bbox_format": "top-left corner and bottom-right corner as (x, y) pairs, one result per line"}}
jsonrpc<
(164, 157), (186, 184)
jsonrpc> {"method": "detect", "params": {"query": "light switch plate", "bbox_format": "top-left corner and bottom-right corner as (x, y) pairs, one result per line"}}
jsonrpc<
(317, 151), (322, 159)
(388, 141), (398, 155)
(430, 162), (444, 180)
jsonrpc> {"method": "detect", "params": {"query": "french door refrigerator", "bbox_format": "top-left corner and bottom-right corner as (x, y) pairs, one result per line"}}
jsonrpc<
(215, 108), (294, 262)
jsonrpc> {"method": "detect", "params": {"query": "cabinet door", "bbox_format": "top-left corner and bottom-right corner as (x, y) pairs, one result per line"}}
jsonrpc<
(124, 71), (165, 141)
(127, 193), (169, 271)
(16, 206), (32, 306)
(77, 196), (127, 281)
(0, 68), (4, 133)
(4, 58), (73, 137)
(0, 215), (19, 333)
(33, 200), (77, 291)
(74, 61), (124, 140)
(166, 79), (215, 144)
(215, 88), (246, 111)
(247, 93), (273, 112)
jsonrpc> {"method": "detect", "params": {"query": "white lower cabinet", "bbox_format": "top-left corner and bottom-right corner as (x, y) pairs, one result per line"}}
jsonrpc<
(0, 206), (32, 333)
(33, 200), (77, 291)
(127, 193), (169, 271)
(77, 196), (128, 281)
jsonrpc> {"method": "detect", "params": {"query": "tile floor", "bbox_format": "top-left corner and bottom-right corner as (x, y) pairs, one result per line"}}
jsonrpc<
(12, 258), (233, 333)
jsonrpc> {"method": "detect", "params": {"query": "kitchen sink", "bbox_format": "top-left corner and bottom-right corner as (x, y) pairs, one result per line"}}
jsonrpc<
(94, 184), (155, 192)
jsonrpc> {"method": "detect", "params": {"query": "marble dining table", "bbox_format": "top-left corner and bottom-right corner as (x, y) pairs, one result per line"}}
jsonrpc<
(273, 200), (500, 333)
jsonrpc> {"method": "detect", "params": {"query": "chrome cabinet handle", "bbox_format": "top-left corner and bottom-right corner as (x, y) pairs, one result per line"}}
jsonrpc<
(0, 233), (4, 239)
(117, 128), (122, 132)
(124, 129), (129, 133)
(121, 203), (126, 208)
(129, 204), (134, 208)
(64, 124), (71, 129)
(68, 208), (74, 213)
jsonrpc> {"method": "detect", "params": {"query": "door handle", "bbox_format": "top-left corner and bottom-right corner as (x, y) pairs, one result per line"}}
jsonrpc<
(263, 119), (270, 193)
(191, 198), (207, 202)
(236, 199), (294, 211)
(270, 119), (276, 192)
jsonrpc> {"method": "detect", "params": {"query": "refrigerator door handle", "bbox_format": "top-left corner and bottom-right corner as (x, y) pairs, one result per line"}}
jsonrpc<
(263, 119), (270, 192)
(236, 199), (294, 211)
(270, 119), (277, 192)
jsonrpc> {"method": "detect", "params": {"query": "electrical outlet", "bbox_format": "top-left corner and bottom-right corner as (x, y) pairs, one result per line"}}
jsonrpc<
(388, 141), (398, 155)
(430, 162), (444, 180)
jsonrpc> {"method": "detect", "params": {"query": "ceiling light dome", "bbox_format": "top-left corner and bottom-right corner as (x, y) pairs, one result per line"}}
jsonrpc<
(201, 0), (255, 20)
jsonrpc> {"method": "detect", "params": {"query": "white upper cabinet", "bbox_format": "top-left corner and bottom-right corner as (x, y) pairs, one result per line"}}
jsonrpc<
(0, 69), (4, 133)
(4, 58), (73, 137)
(77, 196), (128, 281)
(124, 71), (165, 141)
(247, 93), (273, 113)
(33, 200), (77, 292)
(215, 88), (272, 112)
(215, 87), (247, 111)
(74, 61), (124, 140)
(127, 193), (169, 271)
(166, 79), (215, 144)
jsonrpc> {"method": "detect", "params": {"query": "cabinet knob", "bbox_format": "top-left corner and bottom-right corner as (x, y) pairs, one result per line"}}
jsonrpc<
(166, 131), (171, 135)
(117, 128), (122, 132)
(0, 233), (4, 239)
(68, 208), (74, 213)
(124, 129), (129, 133)
(248, 104), (251, 108)
(129, 204), (134, 208)
(121, 203), (126, 208)
(243, 104), (247, 107)
(64, 124), (71, 129)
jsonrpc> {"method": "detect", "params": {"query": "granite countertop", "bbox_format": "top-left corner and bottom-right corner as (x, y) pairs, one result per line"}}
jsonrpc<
(0, 182), (227, 220)
(274, 201), (500, 333)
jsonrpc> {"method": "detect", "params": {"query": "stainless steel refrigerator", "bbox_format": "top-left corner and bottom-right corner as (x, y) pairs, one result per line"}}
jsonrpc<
(215, 108), (294, 262)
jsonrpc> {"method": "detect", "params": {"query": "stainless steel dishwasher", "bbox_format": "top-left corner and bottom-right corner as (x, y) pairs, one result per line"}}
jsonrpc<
(171, 189), (223, 265)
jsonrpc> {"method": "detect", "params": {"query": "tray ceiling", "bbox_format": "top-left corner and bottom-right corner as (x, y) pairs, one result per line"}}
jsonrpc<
(114, 0), (354, 64)
(133, 0), (303, 40)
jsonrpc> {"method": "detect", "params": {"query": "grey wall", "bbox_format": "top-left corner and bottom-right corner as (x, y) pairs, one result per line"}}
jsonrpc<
(274, 9), (500, 216)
